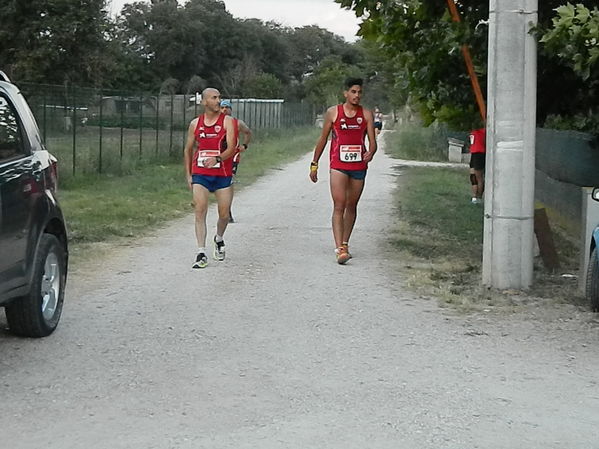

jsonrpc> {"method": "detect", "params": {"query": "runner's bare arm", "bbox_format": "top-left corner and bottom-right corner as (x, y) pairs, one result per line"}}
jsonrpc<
(312, 106), (335, 163)
(238, 120), (252, 150)
(222, 115), (237, 160)
(310, 106), (336, 183)
(183, 118), (198, 187)
(363, 108), (377, 163)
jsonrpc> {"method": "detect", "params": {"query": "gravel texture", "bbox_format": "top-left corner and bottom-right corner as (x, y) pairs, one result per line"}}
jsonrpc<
(1, 134), (599, 448)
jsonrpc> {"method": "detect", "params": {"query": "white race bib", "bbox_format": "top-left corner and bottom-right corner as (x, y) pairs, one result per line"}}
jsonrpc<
(197, 149), (221, 168)
(339, 145), (362, 162)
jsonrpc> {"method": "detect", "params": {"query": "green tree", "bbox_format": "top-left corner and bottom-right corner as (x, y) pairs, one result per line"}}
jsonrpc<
(336, 0), (598, 131)
(0, 0), (114, 85)
(303, 55), (360, 109)
(540, 3), (599, 80)
(241, 73), (284, 98)
(537, 3), (599, 131)
(286, 26), (357, 84)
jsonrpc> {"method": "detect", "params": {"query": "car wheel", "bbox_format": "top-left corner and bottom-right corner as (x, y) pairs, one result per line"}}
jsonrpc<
(5, 234), (66, 337)
(586, 247), (599, 312)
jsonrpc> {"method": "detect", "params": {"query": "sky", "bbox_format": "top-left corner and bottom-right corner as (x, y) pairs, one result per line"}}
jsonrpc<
(107, 0), (362, 42)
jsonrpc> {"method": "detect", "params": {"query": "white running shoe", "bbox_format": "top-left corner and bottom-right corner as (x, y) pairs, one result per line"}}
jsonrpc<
(213, 236), (225, 261)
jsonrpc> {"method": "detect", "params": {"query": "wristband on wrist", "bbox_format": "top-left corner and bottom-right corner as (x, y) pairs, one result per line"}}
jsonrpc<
(310, 161), (318, 172)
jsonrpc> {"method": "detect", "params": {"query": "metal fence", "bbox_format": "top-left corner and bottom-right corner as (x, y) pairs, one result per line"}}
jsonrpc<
(19, 83), (315, 177)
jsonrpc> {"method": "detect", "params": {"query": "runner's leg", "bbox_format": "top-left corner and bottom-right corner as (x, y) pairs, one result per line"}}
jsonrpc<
(330, 169), (350, 248)
(342, 176), (365, 244)
(474, 169), (484, 199)
(192, 184), (210, 247)
(214, 186), (234, 238)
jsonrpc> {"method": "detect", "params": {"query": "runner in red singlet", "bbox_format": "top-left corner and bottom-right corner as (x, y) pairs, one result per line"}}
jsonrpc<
(309, 77), (377, 264)
(220, 99), (252, 223)
(183, 88), (237, 269)
(468, 127), (486, 205)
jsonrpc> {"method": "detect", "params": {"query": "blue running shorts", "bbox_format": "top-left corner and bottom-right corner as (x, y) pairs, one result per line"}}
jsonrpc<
(332, 168), (367, 180)
(192, 175), (233, 192)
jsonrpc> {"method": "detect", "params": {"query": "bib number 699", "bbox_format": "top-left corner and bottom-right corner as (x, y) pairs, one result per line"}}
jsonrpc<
(339, 145), (362, 163)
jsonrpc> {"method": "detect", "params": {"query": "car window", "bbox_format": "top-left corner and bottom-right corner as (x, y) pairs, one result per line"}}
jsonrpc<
(0, 95), (25, 162)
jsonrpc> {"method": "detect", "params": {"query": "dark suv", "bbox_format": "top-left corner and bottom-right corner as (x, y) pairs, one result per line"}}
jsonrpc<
(0, 72), (68, 337)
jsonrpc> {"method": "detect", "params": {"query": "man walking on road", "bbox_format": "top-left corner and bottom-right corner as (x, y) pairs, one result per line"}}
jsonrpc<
(309, 77), (377, 264)
(183, 88), (237, 269)
(220, 99), (252, 223)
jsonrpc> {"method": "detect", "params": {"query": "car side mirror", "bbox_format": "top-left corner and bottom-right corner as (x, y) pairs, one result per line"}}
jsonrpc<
(592, 187), (599, 202)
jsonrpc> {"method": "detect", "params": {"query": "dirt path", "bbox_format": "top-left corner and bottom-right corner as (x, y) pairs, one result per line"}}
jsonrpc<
(1, 134), (599, 448)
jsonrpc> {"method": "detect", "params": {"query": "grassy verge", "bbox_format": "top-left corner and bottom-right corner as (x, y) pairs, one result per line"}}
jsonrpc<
(59, 126), (320, 264)
(388, 164), (583, 313)
(384, 121), (463, 162)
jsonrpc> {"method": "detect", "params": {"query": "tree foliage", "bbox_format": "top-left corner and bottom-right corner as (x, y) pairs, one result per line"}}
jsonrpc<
(0, 0), (114, 86)
(0, 0), (386, 107)
(337, 0), (599, 133)
(540, 3), (599, 80)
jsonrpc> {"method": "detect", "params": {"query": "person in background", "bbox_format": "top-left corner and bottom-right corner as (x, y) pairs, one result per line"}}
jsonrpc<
(469, 127), (486, 204)
(220, 99), (252, 223)
(373, 107), (383, 137)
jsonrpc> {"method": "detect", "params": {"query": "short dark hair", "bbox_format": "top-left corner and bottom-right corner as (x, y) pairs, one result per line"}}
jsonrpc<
(344, 77), (363, 90)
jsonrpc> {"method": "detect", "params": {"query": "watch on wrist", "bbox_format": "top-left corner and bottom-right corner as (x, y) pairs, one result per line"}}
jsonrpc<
(215, 156), (222, 163)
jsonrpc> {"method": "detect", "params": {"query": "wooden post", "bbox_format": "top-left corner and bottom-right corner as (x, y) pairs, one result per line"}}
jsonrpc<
(534, 208), (560, 271)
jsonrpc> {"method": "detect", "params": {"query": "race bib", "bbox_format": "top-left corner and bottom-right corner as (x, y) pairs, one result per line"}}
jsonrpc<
(197, 149), (221, 168)
(339, 145), (362, 162)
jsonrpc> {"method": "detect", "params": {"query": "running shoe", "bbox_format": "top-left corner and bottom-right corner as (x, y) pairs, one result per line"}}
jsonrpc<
(342, 242), (353, 260)
(213, 236), (226, 261)
(192, 252), (208, 269)
(335, 246), (351, 265)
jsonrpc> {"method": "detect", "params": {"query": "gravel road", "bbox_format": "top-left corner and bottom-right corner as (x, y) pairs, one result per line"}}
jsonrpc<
(2, 135), (599, 448)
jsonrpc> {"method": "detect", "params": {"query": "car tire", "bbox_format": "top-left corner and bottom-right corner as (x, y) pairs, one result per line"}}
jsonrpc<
(586, 247), (599, 312)
(5, 234), (66, 337)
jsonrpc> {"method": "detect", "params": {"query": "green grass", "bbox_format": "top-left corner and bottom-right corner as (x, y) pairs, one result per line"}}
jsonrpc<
(59, 126), (320, 262)
(383, 122), (452, 162)
(391, 166), (483, 261)
(388, 164), (583, 312)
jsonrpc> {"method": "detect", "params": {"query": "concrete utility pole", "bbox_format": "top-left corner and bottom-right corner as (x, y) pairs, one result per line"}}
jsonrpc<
(483, 0), (538, 289)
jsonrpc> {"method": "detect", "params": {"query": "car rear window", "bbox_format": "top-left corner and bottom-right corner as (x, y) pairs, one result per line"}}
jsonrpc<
(0, 95), (25, 162)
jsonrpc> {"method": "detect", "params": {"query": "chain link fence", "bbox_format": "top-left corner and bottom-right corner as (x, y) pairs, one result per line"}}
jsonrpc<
(19, 83), (316, 178)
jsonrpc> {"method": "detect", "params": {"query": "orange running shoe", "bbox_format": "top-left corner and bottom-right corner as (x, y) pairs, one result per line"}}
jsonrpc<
(335, 246), (351, 265)
(342, 242), (352, 259)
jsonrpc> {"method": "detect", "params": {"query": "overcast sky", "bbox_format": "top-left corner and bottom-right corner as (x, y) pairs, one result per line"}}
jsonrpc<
(107, 0), (362, 42)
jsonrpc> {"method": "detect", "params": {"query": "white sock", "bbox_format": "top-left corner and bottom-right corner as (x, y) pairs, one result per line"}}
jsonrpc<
(198, 247), (206, 254)
(215, 235), (224, 243)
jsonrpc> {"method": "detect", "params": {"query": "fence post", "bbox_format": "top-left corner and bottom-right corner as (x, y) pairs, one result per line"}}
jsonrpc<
(182, 93), (187, 149)
(42, 92), (47, 141)
(99, 89), (103, 174)
(139, 94), (143, 158)
(169, 94), (174, 155)
(120, 93), (124, 161)
(155, 95), (160, 156)
(71, 88), (77, 176)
